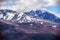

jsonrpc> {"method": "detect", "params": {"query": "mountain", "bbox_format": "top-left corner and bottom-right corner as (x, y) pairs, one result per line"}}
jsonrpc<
(25, 10), (60, 23)
(0, 9), (17, 20)
(0, 14), (60, 40)
(0, 9), (60, 40)
(0, 9), (60, 23)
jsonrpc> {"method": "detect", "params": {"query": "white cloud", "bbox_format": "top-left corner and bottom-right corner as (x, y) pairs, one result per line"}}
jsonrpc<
(0, 0), (44, 12)
(43, 0), (60, 6)
(0, 0), (60, 12)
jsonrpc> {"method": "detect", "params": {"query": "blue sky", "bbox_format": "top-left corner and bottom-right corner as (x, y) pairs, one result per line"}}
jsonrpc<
(7, 2), (16, 6)
(46, 6), (60, 13)
(1, 0), (60, 14)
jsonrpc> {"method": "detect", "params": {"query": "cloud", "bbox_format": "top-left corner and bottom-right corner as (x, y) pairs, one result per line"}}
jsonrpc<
(15, 0), (44, 12)
(0, 0), (60, 12)
(0, 0), (44, 12)
(0, 0), (60, 18)
(44, 0), (60, 6)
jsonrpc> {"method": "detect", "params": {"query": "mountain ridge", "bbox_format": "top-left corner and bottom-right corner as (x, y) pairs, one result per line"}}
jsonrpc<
(0, 9), (60, 23)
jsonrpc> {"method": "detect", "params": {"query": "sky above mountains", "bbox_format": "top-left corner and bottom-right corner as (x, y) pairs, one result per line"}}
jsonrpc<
(0, 0), (60, 12)
(46, 6), (60, 13)
(0, 0), (60, 17)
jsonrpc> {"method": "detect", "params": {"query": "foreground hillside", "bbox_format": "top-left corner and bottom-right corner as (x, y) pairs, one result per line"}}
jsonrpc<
(0, 19), (60, 40)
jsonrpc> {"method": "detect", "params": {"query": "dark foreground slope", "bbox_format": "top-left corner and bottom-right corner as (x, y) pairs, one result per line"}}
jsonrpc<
(0, 20), (60, 40)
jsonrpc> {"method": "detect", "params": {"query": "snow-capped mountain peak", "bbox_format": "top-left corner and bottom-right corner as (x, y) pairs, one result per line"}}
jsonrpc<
(0, 9), (60, 23)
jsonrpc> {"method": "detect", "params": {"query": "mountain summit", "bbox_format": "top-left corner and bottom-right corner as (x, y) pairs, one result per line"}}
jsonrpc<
(0, 9), (60, 23)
